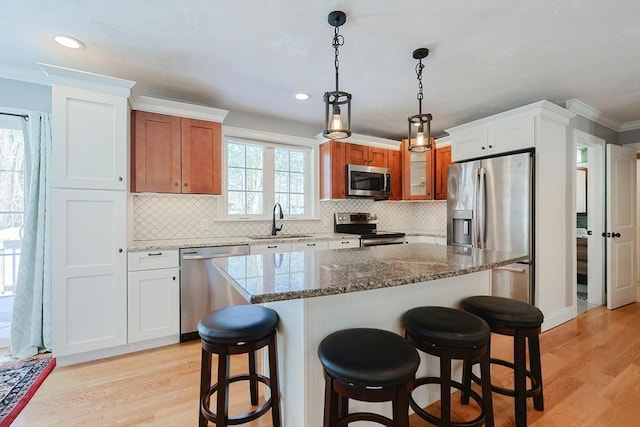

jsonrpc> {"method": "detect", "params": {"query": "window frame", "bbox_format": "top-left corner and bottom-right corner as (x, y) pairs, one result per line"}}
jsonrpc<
(221, 129), (316, 220)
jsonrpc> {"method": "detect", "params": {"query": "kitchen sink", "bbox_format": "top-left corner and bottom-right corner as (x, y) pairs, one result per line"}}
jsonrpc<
(248, 234), (312, 240)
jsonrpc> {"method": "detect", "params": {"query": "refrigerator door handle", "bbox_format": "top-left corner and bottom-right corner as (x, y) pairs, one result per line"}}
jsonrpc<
(477, 167), (486, 249)
(473, 168), (481, 247)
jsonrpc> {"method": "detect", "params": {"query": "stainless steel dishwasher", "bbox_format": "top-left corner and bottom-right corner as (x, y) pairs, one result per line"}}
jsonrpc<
(179, 245), (250, 341)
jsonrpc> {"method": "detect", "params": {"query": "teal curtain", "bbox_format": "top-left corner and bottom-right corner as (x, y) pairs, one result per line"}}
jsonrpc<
(10, 112), (52, 360)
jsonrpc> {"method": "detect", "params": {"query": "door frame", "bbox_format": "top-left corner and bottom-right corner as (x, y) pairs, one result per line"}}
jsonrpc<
(573, 129), (605, 306)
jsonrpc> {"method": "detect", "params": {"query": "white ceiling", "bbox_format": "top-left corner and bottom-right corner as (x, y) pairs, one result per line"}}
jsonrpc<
(1, 0), (639, 139)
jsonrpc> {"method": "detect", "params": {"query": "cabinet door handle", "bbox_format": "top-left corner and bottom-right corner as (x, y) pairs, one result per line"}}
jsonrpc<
(488, 145), (493, 149)
(267, 245), (278, 249)
(118, 248), (123, 253)
(174, 182), (179, 186)
(341, 241), (350, 244)
(148, 252), (163, 256)
(184, 182), (188, 187)
(172, 276), (176, 281)
(481, 146), (486, 150)
(118, 176), (123, 181)
(306, 243), (316, 247)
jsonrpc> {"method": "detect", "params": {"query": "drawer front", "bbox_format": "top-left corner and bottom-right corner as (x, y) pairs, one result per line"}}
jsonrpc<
(327, 239), (360, 249)
(250, 243), (292, 254)
(128, 249), (179, 271)
(290, 241), (329, 251)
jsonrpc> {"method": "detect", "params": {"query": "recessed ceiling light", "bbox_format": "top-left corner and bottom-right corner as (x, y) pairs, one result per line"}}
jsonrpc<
(295, 93), (310, 101)
(51, 34), (85, 49)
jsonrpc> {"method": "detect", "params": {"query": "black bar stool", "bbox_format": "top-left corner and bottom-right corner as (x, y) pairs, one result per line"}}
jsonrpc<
(318, 328), (420, 427)
(197, 305), (281, 427)
(460, 296), (544, 427)
(403, 306), (494, 427)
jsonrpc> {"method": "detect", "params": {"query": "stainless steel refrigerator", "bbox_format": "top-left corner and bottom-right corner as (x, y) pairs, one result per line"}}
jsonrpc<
(447, 151), (534, 304)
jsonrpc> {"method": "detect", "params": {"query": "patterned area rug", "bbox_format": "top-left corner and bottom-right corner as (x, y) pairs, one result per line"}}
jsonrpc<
(0, 355), (55, 427)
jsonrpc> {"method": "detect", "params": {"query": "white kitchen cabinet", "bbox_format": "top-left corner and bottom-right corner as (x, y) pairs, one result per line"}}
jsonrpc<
(327, 238), (360, 249)
(127, 250), (179, 343)
(52, 85), (129, 190)
(450, 115), (535, 162)
(250, 243), (292, 254)
(290, 241), (329, 252)
(52, 189), (127, 357)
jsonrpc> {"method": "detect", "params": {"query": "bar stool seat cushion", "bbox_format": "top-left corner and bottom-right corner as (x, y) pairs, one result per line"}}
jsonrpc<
(318, 328), (420, 388)
(403, 306), (490, 349)
(197, 305), (278, 345)
(461, 296), (544, 328)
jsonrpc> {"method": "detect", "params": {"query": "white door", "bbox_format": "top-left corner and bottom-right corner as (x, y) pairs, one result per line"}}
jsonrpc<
(52, 86), (128, 190)
(52, 189), (127, 356)
(606, 144), (637, 309)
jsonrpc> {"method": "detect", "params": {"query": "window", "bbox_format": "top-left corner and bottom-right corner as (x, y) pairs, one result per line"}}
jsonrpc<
(0, 116), (24, 346)
(226, 138), (310, 218)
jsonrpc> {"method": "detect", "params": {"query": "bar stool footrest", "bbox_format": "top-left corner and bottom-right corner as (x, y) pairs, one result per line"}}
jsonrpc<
(201, 373), (274, 425)
(470, 358), (541, 398)
(340, 412), (393, 426)
(410, 377), (488, 427)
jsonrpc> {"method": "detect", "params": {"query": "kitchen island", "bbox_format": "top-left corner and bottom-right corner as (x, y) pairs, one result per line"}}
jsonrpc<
(213, 243), (526, 426)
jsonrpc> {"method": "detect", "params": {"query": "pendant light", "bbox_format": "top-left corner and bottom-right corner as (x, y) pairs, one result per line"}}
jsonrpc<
(408, 48), (432, 152)
(323, 11), (352, 140)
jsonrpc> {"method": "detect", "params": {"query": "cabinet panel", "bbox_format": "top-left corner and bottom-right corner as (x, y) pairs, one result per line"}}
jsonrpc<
(250, 243), (292, 254)
(128, 249), (179, 271)
(52, 86), (128, 190)
(345, 143), (369, 166)
(52, 189), (127, 356)
(290, 241), (329, 251)
(128, 268), (180, 343)
(401, 139), (434, 200)
(345, 143), (388, 168)
(327, 239), (360, 249)
(368, 147), (389, 168)
(181, 118), (222, 194)
(489, 116), (534, 154)
(388, 149), (402, 200)
(131, 111), (181, 193)
(319, 140), (346, 200)
(435, 145), (452, 200)
(131, 112), (222, 194)
(451, 129), (489, 162)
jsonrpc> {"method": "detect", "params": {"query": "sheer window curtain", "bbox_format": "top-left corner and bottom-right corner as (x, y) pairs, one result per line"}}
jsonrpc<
(10, 112), (52, 360)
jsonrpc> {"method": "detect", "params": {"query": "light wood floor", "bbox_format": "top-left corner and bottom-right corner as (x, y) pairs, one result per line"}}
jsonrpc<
(12, 303), (640, 426)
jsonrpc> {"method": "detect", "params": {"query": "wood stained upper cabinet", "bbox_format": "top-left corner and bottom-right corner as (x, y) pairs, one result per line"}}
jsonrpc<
(131, 111), (222, 194)
(181, 118), (222, 194)
(388, 149), (402, 200)
(345, 143), (389, 168)
(435, 145), (452, 200)
(319, 140), (346, 200)
(401, 138), (434, 200)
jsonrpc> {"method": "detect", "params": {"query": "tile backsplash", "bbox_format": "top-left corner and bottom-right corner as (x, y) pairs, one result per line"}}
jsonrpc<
(132, 194), (447, 241)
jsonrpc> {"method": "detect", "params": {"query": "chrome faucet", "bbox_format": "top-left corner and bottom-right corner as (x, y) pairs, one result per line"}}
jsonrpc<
(272, 202), (284, 235)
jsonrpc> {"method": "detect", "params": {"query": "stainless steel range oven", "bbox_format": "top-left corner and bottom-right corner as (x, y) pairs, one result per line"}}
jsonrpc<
(334, 212), (406, 246)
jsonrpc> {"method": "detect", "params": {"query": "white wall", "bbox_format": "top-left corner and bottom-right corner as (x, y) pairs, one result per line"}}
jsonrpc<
(0, 78), (52, 112)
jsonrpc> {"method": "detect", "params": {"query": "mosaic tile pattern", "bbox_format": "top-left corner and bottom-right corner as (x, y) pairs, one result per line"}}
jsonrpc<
(132, 194), (447, 241)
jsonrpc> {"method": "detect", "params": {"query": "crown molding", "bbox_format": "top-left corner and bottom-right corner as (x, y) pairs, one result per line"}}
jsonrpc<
(314, 132), (401, 150)
(620, 120), (640, 132)
(0, 64), (51, 86)
(38, 63), (135, 97)
(225, 126), (317, 147)
(564, 99), (626, 131)
(131, 95), (228, 123)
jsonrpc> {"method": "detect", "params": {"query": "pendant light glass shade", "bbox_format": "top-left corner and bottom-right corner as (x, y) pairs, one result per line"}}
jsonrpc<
(323, 11), (352, 140)
(408, 48), (432, 152)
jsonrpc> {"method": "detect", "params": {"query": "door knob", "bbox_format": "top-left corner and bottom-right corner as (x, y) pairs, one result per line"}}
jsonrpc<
(613, 232), (621, 238)
(587, 230), (592, 235)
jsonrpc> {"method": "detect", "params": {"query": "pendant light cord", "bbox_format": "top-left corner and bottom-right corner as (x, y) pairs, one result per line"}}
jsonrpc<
(332, 26), (344, 92)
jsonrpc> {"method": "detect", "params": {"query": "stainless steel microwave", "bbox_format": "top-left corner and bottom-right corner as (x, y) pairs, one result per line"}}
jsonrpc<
(346, 164), (391, 198)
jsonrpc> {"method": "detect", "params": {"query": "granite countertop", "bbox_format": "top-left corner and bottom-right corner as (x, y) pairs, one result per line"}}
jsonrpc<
(127, 230), (446, 251)
(214, 243), (527, 304)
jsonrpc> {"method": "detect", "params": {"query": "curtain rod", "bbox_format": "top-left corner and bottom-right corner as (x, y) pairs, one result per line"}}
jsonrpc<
(0, 112), (29, 121)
